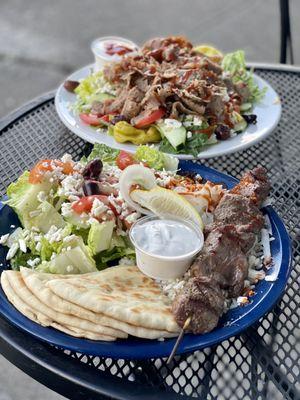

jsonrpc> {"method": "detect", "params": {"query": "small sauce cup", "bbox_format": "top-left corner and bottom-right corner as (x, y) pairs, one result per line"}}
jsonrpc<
(129, 215), (204, 280)
(91, 36), (139, 71)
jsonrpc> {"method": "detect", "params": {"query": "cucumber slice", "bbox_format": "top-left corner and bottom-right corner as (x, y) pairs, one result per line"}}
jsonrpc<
(240, 102), (252, 112)
(157, 121), (186, 149)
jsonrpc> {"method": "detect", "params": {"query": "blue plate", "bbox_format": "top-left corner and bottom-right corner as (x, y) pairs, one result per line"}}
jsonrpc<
(0, 162), (292, 359)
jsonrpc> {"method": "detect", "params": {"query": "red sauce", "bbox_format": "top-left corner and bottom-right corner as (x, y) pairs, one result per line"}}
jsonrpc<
(105, 42), (135, 56)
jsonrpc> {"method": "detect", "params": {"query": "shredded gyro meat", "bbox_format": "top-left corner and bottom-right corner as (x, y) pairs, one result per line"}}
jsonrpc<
(100, 36), (240, 126)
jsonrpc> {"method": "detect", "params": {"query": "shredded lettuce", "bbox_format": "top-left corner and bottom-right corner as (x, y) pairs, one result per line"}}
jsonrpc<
(222, 50), (267, 103)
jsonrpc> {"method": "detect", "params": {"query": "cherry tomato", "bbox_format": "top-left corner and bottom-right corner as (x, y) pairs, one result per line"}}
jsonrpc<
(29, 159), (74, 184)
(134, 109), (165, 128)
(116, 151), (137, 170)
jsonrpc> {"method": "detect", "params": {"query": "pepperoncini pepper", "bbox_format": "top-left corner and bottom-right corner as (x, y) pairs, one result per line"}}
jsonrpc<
(113, 122), (161, 145)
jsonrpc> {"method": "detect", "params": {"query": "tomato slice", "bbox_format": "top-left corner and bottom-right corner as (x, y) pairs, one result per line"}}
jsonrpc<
(116, 151), (137, 170)
(134, 109), (165, 128)
(79, 113), (102, 126)
(29, 159), (74, 184)
(194, 126), (216, 137)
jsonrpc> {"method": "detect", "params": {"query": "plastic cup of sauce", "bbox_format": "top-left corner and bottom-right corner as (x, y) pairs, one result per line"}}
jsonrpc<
(91, 36), (139, 71)
(130, 215), (204, 280)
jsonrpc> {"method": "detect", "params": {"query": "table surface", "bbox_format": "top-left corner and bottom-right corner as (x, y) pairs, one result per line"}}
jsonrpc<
(0, 65), (299, 400)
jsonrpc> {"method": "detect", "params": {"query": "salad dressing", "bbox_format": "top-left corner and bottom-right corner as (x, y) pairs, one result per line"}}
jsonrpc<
(91, 36), (138, 71)
(131, 219), (202, 258)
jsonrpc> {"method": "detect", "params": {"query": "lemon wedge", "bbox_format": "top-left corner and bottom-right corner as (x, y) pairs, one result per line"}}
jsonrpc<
(194, 44), (223, 62)
(130, 186), (204, 231)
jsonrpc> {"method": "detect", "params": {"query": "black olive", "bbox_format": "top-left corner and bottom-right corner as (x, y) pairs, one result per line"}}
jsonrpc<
(242, 114), (257, 124)
(83, 180), (101, 196)
(215, 125), (230, 140)
(82, 158), (103, 180)
(63, 80), (80, 93)
(110, 115), (128, 125)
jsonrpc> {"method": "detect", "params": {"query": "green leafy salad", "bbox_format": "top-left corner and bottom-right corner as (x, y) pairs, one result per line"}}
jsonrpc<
(0, 145), (178, 274)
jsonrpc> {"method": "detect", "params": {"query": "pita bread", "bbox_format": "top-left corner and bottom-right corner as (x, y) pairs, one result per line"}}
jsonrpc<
(1, 272), (116, 341)
(4, 270), (127, 338)
(47, 265), (180, 333)
(21, 267), (175, 339)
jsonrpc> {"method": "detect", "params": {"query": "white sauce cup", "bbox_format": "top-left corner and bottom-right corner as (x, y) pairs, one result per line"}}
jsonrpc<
(129, 216), (204, 280)
(91, 36), (139, 71)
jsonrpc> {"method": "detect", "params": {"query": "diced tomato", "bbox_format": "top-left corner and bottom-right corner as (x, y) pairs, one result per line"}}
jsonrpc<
(134, 109), (165, 128)
(71, 195), (118, 219)
(116, 151), (137, 170)
(72, 195), (107, 214)
(29, 159), (74, 184)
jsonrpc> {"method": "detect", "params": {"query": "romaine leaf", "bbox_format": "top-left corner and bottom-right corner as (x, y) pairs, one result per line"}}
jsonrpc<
(222, 50), (267, 103)
(135, 145), (179, 171)
(82, 143), (120, 164)
(5, 172), (54, 229)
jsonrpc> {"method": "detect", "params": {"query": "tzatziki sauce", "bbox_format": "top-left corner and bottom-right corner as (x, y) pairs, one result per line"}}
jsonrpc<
(130, 219), (201, 258)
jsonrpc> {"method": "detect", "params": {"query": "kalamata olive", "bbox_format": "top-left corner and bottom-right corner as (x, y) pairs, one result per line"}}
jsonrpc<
(242, 114), (257, 124)
(63, 80), (80, 93)
(83, 180), (101, 196)
(215, 125), (230, 140)
(82, 158), (103, 180)
(111, 115), (128, 125)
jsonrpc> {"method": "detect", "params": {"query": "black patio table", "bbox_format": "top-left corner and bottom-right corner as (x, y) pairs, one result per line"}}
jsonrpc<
(0, 64), (299, 400)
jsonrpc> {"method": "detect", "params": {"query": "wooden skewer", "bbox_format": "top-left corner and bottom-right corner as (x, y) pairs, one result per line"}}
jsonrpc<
(167, 317), (191, 365)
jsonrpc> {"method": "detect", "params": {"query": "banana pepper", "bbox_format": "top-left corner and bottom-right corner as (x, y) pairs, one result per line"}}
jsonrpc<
(113, 122), (161, 145)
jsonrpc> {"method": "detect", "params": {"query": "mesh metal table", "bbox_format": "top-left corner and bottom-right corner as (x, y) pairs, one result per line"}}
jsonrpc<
(0, 64), (299, 400)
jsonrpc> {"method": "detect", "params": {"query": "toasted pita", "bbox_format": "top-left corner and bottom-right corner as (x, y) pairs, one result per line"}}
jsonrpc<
(21, 267), (175, 339)
(4, 270), (127, 339)
(1, 272), (115, 341)
(47, 265), (180, 333)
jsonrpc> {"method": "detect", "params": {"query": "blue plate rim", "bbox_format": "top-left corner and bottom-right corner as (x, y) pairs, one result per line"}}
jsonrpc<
(0, 162), (293, 359)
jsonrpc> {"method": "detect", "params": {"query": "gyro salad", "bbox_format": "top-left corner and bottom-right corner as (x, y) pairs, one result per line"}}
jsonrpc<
(66, 36), (267, 157)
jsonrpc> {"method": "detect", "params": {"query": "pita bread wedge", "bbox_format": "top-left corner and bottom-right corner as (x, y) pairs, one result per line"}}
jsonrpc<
(1, 272), (116, 341)
(4, 270), (127, 339)
(47, 265), (180, 333)
(21, 267), (175, 339)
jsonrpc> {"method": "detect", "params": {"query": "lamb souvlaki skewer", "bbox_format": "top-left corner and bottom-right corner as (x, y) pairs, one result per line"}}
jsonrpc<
(172, 167), (271, 335)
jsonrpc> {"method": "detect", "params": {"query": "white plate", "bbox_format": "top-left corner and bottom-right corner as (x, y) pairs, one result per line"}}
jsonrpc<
(55, 64), (282, 159)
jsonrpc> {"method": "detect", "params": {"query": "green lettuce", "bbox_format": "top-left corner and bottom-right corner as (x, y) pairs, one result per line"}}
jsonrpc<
(222, 50), (267, 103)
(74, 71), (115, 113)
(135, 145), (179, 171)
(5, 172), (54, 229)
(159, 133), (215, 157)
(82, 143), (120, 164)
(94, 234), (135, 269)
(36, 236), (97, 274)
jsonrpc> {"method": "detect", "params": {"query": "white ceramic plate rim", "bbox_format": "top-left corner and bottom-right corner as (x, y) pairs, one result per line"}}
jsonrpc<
(55, 64), (282, 159)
